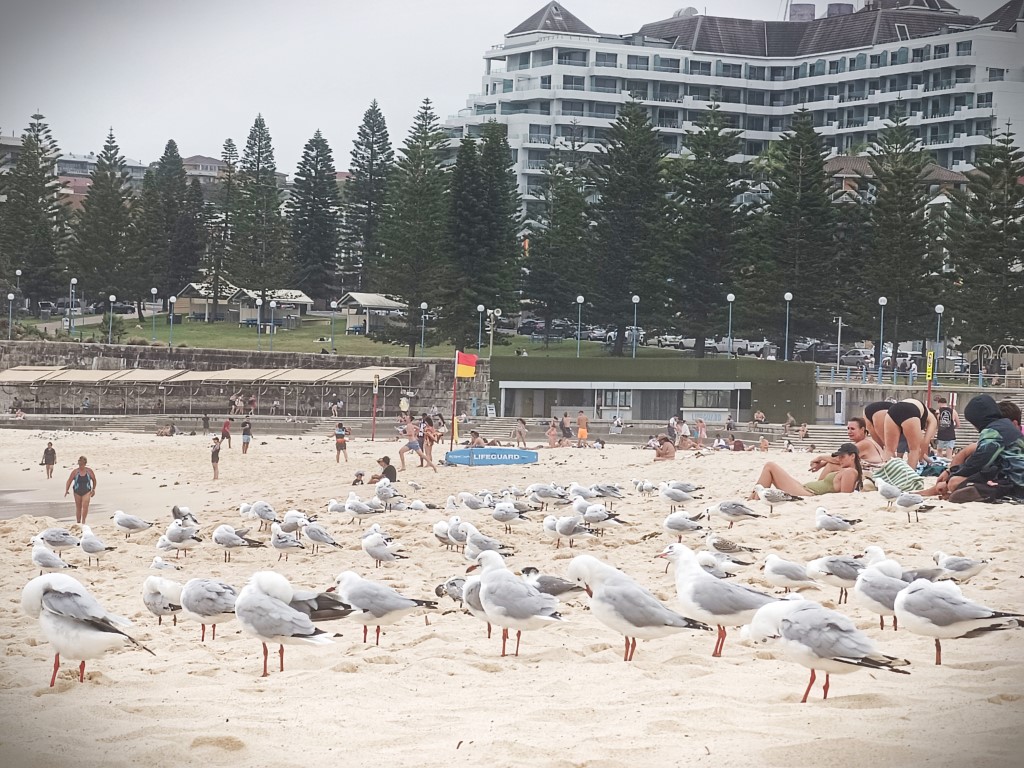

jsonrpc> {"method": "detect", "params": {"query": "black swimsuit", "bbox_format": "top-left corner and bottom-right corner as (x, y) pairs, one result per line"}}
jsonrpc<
(72, 470), (93, 496)
(888, 400), (929, 428)
(865, 401), (890, 423)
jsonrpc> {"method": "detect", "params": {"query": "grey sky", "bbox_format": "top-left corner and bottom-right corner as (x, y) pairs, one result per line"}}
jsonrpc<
(0, 0), (1007, 174)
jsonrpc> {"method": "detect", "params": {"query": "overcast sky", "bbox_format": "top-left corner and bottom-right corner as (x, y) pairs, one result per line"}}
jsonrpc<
(0, 0), (1007, 174)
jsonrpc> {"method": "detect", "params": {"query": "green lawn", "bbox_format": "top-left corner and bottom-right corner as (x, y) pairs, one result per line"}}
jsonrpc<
(53, 315), (683, 359)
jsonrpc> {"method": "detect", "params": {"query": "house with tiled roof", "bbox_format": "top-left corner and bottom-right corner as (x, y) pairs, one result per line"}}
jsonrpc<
(445, 1), (1024, 215)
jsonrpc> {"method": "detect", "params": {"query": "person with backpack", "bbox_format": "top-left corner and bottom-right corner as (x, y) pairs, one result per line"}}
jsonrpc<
(935, 397), (959, 458)
(945, 395), (1024, 503)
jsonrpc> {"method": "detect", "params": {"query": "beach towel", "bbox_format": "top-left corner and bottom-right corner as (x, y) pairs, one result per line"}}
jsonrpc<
(871, 458), (925, 492)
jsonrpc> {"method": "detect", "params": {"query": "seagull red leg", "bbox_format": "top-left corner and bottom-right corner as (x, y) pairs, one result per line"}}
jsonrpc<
(935, 638), (942, 665)
(50, 653), (60, 687)
(79, 661), (86, 683)
(500, 628), (508, 657)
(375, 626), (381, 646)
(201, 623), (206, 642)
(261, 642), (269, 677)
(822, 673), (830, 700)
(279, 644), (285, 672)
(212, 624), (217, 640)
(800, 669), (817, 704)
(628, 638), (637, 661)
(514, 630), (522, 657)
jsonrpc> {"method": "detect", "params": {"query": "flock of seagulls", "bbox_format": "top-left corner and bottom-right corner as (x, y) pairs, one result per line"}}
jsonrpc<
(17, 469), (1022, 702)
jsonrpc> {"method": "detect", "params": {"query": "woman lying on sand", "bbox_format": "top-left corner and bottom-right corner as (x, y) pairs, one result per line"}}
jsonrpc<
(750, 442), (863, 498)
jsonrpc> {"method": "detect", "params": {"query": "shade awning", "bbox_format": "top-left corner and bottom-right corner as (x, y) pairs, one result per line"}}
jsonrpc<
(0, 366), (67, 385)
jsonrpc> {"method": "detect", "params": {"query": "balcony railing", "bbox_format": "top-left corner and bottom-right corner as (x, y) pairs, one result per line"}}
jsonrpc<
(657, 119), (681, 129)
(557, 58), (587, 67)
(526, 135), (553, 144)
(591, 85), (619, 93)
(561, 82), (586, 91)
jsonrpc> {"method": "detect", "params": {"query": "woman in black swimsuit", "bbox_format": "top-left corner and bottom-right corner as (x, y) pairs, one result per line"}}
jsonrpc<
(63, 455), (97, 524)
(866, 399), (937, 469)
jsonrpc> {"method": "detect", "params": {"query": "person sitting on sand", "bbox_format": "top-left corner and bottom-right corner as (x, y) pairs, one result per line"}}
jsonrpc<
(654, 435), (676, 461)
(468, 430), (487, 448)
(645, 435), (659, 450)
(14, 408), (25, 420)
(809, 418), (884, 476)
(759, 436), (770, 452)
(713, 434), (728, 450)
(370, 456), (398, 484)
(729, 435), (746, 451)
(750, 442), (863, 498)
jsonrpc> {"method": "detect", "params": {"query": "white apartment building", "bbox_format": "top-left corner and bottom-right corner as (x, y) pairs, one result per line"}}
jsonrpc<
(445, 0), (1024, 211)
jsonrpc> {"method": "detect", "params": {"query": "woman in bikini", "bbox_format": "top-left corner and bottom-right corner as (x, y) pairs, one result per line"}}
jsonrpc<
(64, 455), (98, 524)
(750, 443), (863, 498)
(865, 398), (938, 469)
(334, 422), (348, 463)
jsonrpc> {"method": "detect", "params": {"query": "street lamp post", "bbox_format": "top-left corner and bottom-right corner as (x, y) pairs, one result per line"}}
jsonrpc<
(107, 294), (116, 344)
(934, 304), (944, 360)
(150, 287), (158, 341)
(877, 297), (887, 382)
(68, 278), (77, 335)
(783, 292), (793, 361)
(726, 293), (735, 357)
(488, 308), (502, 358)
(6, 293), (14, 340)
(419, 302), (428, 355)
(255, 298), (263, 352)
(168, 296), (177, 347)
(576, 295), (584, 358)
(330, 300), (337, 352)
(15, 269), (21, 291)
(269, 301), (277, 352)
(631, 295), (640, 359)
(834, 315), (844, 368)
(477, 304), (485, 352)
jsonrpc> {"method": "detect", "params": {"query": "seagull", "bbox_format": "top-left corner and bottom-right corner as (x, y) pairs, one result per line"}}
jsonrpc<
(805, 555), (865, 604)
(932, 551), (990, 583)
(22, 574), (154, 687)
(326, 498), (346, 515)
(852, 559), (907, 630)
(212, 524), (264, 562)
(76, 525), (115, 567)
(520, 567), (584, 598)
(762, 553), (818, 593)
(707, 501), (764, 529)
(31, 541), (77, 575)
(753, 484), (802, 514)
(33, 528), (80, 552)
(165, 519), (203, 558)
(663, 511), (704, 542)
(492, 501), (530, 534)
(875, 478), (902, 509)
(542, 515), (561, 546)
(171, 505), (200, 526)
(896, 492), (936, 523)
(668, 480), (702, 494)
(247, 500), (280, 531)
(814, 507), (861, 532)
(142, 575), (183, 626)
(269, 522), (305, 561)
(458, 491), (490, 511)
(432, 519), (452, 548)
(344, 492), (381, 523)
(447, 515), (468, 551)
(236, 572), (351, 676)
(658, 543), (777, 657)
(179, 578), (237, 642)
(895, 579), (1022, 665)
(302, 522), (342, 554)
(460, 521), (513, 561)
(331, 571), (437, 645)
(112, 511), (155, 539)
(567, 554), (711, 661)
(567, 482), (599, 501)
(591, 482), (625, 498)
(705, 530), (759, 555)
(705, 551), (752, 575)
(435, 577), (466, 606)
(860, 546), (946, 583)
(746, 599), (910, 703)
(582, 504), (626, 535)
(632, 478), (655, 497)
(695, 551), (735, 580)
(280, 509), (314, 535)
(659, 482), (696, 512)
(524, 483), (567, 509)
(554, 515), (593, 549)
(473, 550), (563, 657)
(149, 556), (180, 571)
(361, 532), (407, 568)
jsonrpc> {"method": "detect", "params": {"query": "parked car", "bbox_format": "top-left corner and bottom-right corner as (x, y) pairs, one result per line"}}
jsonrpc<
(37, 301), (56, 316)
(606, 327), (646, 346)
(794, 342), (840, 363)
(652, 333), (683, 348)
(517, 320), (540, 335)
(839, 348), (875, 367)
(111, 302), (136, 315)
(588, 327), (608, 342)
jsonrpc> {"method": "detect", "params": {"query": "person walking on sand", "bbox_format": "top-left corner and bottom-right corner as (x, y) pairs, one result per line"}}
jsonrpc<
(241, 419), (253, 454)
(221, 417), (233, 449)
(334, 422), (349, 463)
(514, 418), (528, 448)
(576, 410), (591, 448)
(398, 419), (436, 473)
(64, 456), (97, 524)
(42, 441), (56, 479)
(210, 436), (221, 480)
(201, 413), (210, 436)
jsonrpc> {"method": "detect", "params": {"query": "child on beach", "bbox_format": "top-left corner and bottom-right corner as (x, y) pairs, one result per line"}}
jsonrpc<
(42, 442), (56, 479)
(210, 437), (221, 480)
(335, 422), (348, 463)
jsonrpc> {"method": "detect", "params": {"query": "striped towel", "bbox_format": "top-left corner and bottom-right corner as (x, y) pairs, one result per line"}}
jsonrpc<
(870, 458), (925, 492)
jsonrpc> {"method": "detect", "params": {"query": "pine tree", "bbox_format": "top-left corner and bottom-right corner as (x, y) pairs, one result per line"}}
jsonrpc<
(667, 104), (748, 356)
(437, 136), (491, 351)
(165, 177), (206, 295)
(946, 126), (1024, 347)
(289, 129), (342, 302)
(0, 113), (67, 304)
(153, 140), (189, 295)
(478, 121), (522, 316)
(379, 99), (448, 355)
(232, 114), (292, 299)
(745, 109), (836, 358)
(863, 110), (936, 356)
(125, 170), (165, 310)
(590, 101), (671, 356)
(71, 130), (133, 302)
(342, 100), (394, 291)
(208, 138), (238, 322)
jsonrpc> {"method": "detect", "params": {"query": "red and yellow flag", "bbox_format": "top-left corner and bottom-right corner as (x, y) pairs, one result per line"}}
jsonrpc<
(455, 351), (478, 378)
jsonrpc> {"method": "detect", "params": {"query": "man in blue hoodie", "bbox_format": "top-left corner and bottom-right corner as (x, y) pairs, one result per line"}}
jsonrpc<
(946, 395), (1024, 503)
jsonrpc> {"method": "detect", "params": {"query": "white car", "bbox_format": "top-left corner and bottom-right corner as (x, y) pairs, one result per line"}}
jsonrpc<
(840, 348), (875, 366)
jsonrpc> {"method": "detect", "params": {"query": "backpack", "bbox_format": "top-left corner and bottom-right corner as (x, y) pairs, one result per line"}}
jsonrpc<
(980, 429), (1024, 487)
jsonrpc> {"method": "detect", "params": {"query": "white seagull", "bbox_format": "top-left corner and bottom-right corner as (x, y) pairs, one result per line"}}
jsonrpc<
(142, 575), (183, 626)
(762, 553), (818, 593)
(212, 524), (264, 562)
(852, 559), (907, 631)
(753, 484), (802, 514)
(473, 550), (563, 657)
(332, 571), (437, 645)
(31, 541), (77, 575)
(707, 501), (764, 529)
(805, 555), (865, 604)
(179, 578), (237, 642)
(663, 511), (704, 542)
(932, 550), (990, 583)
(270, 522), (305, 561)
(814, 507), (862, 532)
(112, 511), (154, 539)
(78, 524), (115, 567)
(361, 531), (407, 568)
(33, 528), (80, 552)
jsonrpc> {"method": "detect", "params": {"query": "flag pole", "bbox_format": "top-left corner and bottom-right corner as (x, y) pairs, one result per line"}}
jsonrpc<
(449, 349), (459, 451)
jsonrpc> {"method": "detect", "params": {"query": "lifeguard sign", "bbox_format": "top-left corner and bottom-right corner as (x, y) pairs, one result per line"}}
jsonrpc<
(372, 374), (379, 394)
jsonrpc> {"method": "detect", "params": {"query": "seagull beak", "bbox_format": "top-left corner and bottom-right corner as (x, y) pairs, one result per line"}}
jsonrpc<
(325, 586), (336, 593)
(584, 586), (593, 598)
(466, 564), (480, 573)
(853, 554), (864, 559)
(654, 552), (667, 560)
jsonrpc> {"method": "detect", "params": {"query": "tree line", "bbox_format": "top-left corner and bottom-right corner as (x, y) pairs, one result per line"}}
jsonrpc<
(0, 101), (1021, 357)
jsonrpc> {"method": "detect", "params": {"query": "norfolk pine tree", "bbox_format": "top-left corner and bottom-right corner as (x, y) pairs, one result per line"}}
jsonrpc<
(153, 140), (190, 295)
(126, 170), (166, 314)
(1, 113), (67, 305)
(289, 129), (342, 303)
(232, 114), (292, 300)
(342, 100), (394, 291)
(379, 99), (448, 356)
(208, 138), (238, 322)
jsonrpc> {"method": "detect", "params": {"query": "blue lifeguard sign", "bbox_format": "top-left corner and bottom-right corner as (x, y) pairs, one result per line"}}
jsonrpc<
(444, 447), (539, 466)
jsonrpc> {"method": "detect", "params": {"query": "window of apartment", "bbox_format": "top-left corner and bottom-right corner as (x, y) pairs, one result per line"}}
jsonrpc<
(512, 52), (531, 70)
(592, 76), (618, 93)
(976, 119), (992, 136)
(870, 54), (881, 69)
(595, 52), (617, 68)
(540, 75), (551, 90)
(660, 135), (678, 154)
(956, 40), (972, 56)
(770, 66), (788, 81)
(720, 113), (740, 129)
(747, 115), (765, 131)
(534, 49), (553, 67)
(849, 57), (858, 71)
(721, 63), (742, 78)
(934, 44), (949, 59)
(561, 100), (585, 116)
(627, 55), (649, 71)
(689, 85), (711, 101)
(690, 60), (711, 76)
(562, 75), (585, 90)
(912, 48), (926, 63)
(988, 68), (1005, 82)
(721, 88), (742, 103)
(769, 117), (785, 132)
(977, 92), (993, 108)
(895, 23), (910, 41)
(503, 80), (513, 93)
(626, 79), (649, 98)
(746, 90), (766, 106)
(528, 125), (551, 141)
(656, 57), (680, 73)
(829, 59), (841, 75)
(591, 103), (617, 119)
(749, 65), (766, 80)
(558, 50), (587, 66)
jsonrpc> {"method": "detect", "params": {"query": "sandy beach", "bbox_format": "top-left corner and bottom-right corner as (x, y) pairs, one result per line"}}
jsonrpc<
(0, 425), (1021, 768)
